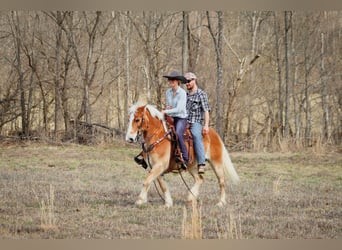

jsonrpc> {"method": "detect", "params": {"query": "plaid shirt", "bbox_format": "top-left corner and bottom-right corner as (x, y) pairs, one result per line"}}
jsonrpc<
(186, 88), (211, 124)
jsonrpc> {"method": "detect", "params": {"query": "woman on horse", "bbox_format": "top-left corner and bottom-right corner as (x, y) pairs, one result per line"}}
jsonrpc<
(162, 70), (189, 170)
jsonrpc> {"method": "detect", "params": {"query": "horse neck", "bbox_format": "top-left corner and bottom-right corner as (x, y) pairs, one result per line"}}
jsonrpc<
(143, 116), (167, 144)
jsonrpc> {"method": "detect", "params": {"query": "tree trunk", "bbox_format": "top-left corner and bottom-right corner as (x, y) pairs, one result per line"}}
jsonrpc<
(12, 11), (28, 137)
(61, 43), (72, 134)
(47, 11), (71, 134)
(247, 12), (262, 140)
(189, 11), (204, 72)
(273, 12), (284, 138)
(124, 11), (132, 129)
(291, 12), (300, 145)
(207, 11), (224, 137)
(182, 11), (189, 74)
(304, 51), (312, 147)
(284, 11), (292, 138)
(54, 11), (63, 140)
(320, 32), (330, 142)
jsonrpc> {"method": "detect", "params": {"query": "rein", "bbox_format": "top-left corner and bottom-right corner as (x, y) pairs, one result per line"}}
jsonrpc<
(142, 130), (171, 153)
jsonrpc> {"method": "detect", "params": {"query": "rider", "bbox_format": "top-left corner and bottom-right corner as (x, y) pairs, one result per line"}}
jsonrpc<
(183, 72), (210, 174)
(162, 70), (189, 170)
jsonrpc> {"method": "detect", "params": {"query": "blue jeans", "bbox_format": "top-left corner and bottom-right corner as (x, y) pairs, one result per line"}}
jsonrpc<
(173, 117), (189, 164)
(189, 122), (206, 165)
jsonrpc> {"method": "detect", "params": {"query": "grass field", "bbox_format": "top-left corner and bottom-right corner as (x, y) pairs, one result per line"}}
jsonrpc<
(0, 141), (341, 239)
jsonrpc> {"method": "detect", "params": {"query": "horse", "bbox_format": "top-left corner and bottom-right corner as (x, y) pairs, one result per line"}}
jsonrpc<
(125, 103), (239, 207)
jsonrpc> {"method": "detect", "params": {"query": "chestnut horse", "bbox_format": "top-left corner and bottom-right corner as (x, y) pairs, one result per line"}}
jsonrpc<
(125, 103), (239, 207)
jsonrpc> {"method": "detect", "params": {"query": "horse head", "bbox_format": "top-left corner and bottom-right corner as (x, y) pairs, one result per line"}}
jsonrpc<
(126, 104), (146, 142)
(125, 104), (167, 143)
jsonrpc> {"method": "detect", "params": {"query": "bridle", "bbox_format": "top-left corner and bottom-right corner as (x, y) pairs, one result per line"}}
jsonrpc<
(134, 107), (171, 157)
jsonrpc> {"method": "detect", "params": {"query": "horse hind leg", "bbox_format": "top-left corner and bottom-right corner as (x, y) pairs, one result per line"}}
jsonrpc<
(210, 160), (227, 207)
(186, 162), (226, 207)
(186, 166), (204, 206)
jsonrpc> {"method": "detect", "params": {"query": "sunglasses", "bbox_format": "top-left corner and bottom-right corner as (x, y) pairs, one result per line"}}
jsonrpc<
(185, 79), (195, 83)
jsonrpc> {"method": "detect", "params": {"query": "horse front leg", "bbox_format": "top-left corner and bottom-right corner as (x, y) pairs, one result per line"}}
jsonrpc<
(156, 177), (173, 207)
(136, 164), (166, 206)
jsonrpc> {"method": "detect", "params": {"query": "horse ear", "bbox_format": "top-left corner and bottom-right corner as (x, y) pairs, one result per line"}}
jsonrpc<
(142, 106), (150, 130)
(143, 115), (149, 130)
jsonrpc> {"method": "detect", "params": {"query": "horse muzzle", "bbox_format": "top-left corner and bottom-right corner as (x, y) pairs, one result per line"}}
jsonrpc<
(125, 134), (137, 143)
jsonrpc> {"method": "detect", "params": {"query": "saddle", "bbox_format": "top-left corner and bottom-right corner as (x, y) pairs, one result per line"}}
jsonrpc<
(164, 115), (195, 167)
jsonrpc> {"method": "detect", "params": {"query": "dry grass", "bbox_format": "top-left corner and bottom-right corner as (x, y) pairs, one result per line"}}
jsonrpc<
(33, 184), (58, 231)
(0, 141), (341, 239)
(182, 200), (202, 239)
(215, 210), (242, 239)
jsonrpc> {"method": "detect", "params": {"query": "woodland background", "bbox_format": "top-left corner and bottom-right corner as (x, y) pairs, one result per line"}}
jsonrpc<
(0, 11), (341, 151)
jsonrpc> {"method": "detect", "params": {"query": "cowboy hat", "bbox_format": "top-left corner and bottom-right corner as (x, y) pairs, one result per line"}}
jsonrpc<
(163, 71), (188, 83)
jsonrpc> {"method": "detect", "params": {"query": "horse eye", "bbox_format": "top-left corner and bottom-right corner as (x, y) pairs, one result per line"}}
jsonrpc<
(135, 118), (140, 123)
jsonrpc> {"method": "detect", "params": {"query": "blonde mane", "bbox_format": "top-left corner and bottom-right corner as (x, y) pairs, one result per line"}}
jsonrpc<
(145, 104), (163, 120)
(129, 103), (167, 132)
(144, 104), (168, 132)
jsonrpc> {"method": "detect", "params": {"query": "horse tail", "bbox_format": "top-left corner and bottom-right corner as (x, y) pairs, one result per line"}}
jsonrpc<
(220, 138), (240, 185)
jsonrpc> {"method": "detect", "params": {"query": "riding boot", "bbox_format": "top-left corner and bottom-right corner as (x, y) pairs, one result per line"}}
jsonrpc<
(134, 155), (148, 169)
(174, 145), (187, 170)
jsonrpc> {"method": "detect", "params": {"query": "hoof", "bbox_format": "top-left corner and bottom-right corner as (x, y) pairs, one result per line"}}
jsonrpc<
(216, 201), (226, 207)
(165, 202), (173, 208)
(135, 199), (146, 206)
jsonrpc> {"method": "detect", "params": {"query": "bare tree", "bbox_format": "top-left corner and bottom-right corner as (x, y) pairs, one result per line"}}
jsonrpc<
(320, 13), (330, 142)
(188, 11), (205, 72)
(182, 11), (189, 73)
(53, 11), (63, 139)
(64, 11), (110, 124)
(291, 12), (300, 145)
(0, 11), (341, 148)
(207, 11), (224, 137)
(247, 11), (266, 140)
(128, 11), (179, 107)
(284, 11), (292, 138)
(44, 11), (75, 135)
(273, 12), (284, 139)
(10, 11), (28, 137)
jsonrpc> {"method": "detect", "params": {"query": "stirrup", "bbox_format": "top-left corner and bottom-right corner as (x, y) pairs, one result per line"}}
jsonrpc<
(175, 157), (182, 163)
(134, 155), (148, 169)
(175, 157), (187, 170)
(180, 162), (187, 170)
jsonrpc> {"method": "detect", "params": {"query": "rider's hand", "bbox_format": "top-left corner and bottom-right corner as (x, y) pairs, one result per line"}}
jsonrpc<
(202, 125), (209, 135)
